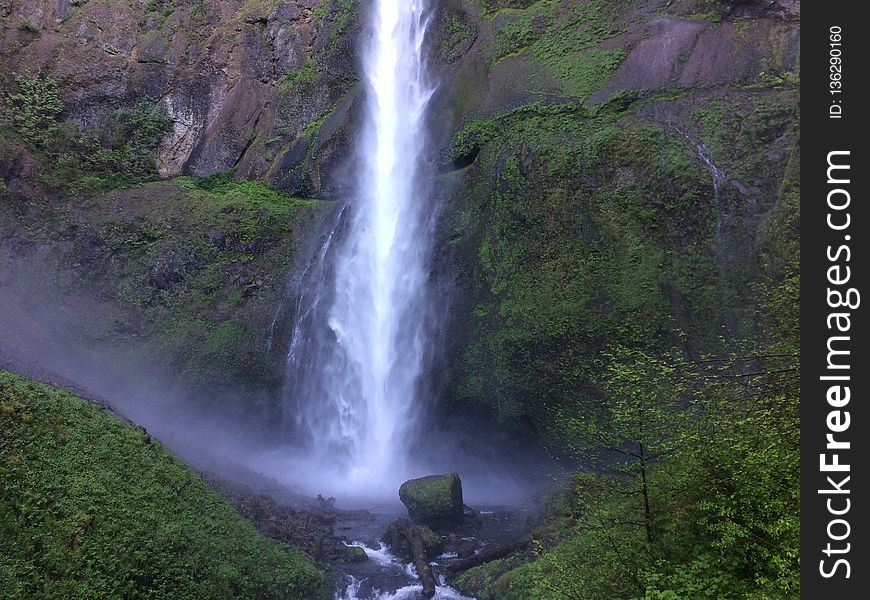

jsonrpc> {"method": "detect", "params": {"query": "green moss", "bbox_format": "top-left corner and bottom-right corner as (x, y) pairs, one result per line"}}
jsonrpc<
(0, 370), (326, 599)
(454, 555), (527, 600)
(313, 0), (359, 37)
(399, 474), (463, 526)
(227, 289), (244, 307)
(444, 86), (797, 439)
(550, 48), (627, 100)
(342, 546), (368, 563)
(417, 525), (442, 555)
(280, 59), (317, 94)
(456, 107), (692, 419)
(690, 91), (798, 186)
(116, 180), (321, 386)
(0, 174), (325, 391)
(234, 0), (281, 23)
(440, 9), (473, 59)
(655, 0), (723, 22)
(486, 0), (629, 65)
(441, 28), (800, 584)
(758, 149), (799, 353)
(174, 173), (319, 214)
(202, 322), (244, 359)
(303, 108), (334, 140)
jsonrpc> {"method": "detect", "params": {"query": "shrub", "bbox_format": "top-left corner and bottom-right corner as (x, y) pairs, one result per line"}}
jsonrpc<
(17, 17), (40, 33)
(3, 73), (62, 147)
(3, 73), (173, 193)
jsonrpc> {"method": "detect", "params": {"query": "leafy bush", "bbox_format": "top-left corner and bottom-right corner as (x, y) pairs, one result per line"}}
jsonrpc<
(459, 354), (799, 600)
(3, 73), (62, 147)
(80, 101), (173, 178)
(17, 18), (40, 33)
(3, 75), (172, 193)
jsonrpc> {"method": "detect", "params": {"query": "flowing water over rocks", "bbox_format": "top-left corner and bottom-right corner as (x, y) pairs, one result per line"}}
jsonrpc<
(330, 505), (531, 600)
(209, 470), (531, 600)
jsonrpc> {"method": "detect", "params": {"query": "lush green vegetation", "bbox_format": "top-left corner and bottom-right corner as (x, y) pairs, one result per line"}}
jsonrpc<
(447, 85), (799, 598)
(0, 370), (326, 599)
(445, 87), (799, 597)
(109, 176), (323, 389)
(450, 105), (703, 427)
(0, 2), (800, 598)
(4, 73), (63, 147)
(446, 85), (798, 437)
(456, 347), (799, 599)
(483, 0), (627, 63)
(0, 172), (325, 392)
(2, 73), (172, 194)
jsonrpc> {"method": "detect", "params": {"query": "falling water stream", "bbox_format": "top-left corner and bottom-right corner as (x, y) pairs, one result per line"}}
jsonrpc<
(275, 2), (479, 596)
(280, 0), (438, 498)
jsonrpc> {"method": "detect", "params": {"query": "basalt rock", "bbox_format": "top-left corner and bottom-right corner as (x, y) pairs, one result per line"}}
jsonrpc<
(338, 545), (368, 563)
(382, 518), (438, 599)
(210, 477), (351, 565)
(0, 0), (361, 196)
(384, 518), (443, 563)
(399, 473), (464, 529)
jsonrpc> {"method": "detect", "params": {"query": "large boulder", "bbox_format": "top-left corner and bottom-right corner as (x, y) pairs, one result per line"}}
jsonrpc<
(399, 473), (464, 528)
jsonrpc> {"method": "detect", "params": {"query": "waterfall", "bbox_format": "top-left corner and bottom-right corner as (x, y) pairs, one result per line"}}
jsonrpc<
(280, 0), (436, 496)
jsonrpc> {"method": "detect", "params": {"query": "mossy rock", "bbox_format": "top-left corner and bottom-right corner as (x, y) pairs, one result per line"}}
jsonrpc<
(384, 519), (444, 562)
(417, 525), (444, 558)
(399, 473), (464, 528)
(339, 545), (369, 563)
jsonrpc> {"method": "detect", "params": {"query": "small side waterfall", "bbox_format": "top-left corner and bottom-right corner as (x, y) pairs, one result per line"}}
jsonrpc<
(281, 0), (437, 495)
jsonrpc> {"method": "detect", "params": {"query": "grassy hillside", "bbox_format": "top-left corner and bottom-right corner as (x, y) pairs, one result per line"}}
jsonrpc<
(0, 370), (326, 599)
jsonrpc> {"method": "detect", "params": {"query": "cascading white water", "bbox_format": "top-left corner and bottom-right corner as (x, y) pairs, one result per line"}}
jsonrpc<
(280, 0), (436, 496)
(336, 541), (472, 600)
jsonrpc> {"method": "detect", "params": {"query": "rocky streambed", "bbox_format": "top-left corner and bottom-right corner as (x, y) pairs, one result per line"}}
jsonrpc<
(209, 473), (532, 600)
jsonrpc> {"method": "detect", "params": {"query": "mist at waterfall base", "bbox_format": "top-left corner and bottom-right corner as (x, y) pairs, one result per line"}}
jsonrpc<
(0, 206), (548, 509)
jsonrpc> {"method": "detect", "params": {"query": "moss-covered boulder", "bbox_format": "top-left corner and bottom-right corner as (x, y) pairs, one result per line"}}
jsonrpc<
(399, 473), (464, 528)
(340, 545), (369, 563)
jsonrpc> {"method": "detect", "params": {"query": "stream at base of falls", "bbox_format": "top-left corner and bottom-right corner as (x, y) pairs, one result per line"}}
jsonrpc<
(335, 541), (469, 600)
(328, 505), (530, 600)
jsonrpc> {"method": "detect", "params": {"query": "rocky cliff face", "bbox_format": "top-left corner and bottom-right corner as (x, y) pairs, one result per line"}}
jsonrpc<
(423, 0), (799, 450)
(1, 0), (360, 196)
